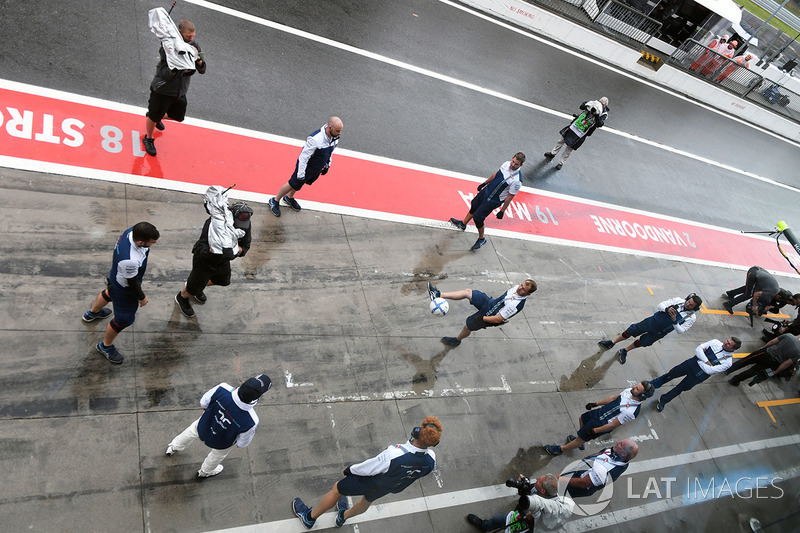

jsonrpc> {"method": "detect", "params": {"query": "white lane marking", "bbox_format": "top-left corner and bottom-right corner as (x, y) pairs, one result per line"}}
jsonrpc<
(205, 434), (800, 533)
(563, 465), (800, 531)
(181, 0), (800, 193)
(317, 376), (513, 403)
(4, 151), (798, 281)
(283, 370), (313, 388)
(439, 0), (800, 150)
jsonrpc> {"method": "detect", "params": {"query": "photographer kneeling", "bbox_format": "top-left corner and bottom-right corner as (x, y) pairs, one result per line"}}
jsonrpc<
(466, 473), (573, 532)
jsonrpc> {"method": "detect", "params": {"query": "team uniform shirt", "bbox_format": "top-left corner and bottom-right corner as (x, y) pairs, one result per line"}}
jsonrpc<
(656, 297), (697, 334)
(484, 160), (522, 203)
(595, 388), (642, 426)
(197, 383), (259, 449)
(567, 448), (629, 497)
(527, 492), (574, 529)
(695, 339), (734, 375)
(112, 229), (151, 289)
(490, 285), (529, 322)
(348, 441), (436, 494)
(296, 125), (339, 180)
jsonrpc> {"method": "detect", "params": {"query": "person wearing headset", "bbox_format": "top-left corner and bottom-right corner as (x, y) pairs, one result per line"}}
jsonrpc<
(269, 116), (343, 217)
(598, 293), (702, 364)
(292, 416), (442, 529)
(562, 439), (639, 498)
(544, 381), (654, 456)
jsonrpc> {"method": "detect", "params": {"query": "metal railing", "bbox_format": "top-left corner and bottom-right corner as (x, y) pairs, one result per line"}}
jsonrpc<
(594, 0), (662, 44)
(523, 0), (661, 45)
(669, 39), (800, 122)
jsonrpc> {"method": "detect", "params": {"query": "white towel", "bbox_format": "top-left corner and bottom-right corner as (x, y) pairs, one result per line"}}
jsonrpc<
(148, 7), (197, 71)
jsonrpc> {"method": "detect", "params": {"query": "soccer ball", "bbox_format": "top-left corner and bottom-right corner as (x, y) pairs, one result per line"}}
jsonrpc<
(429, 297), (449, 316)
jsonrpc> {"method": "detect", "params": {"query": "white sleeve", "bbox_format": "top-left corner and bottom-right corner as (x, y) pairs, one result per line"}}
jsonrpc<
(117, 259), (139, 279)
(673, 312), (696, 334)
(587, 466), (606, 487)
(508, 178), (521, 196)
(615, 411), (635, 425)
(657, 297), (682, 311)
(200, 384), (227, 409)
(236, 414), (259, 448)
(695, 341), (715, 362)
(704, 352), (734, 374)
(349, 446), (395, 477)
(295, 135), (319, 179)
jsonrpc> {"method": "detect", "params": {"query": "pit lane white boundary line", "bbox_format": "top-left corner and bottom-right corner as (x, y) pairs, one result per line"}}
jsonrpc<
(204, 434), (800, 532)
(182, 0), (800, 194)
(2, 77), (798, 280)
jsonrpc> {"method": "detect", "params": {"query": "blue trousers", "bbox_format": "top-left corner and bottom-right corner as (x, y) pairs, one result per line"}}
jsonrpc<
(651, 358), (708, 405)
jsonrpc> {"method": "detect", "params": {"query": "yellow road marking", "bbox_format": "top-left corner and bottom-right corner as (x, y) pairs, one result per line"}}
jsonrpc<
(647, 286), (653, 295)
(756, 398), (800, 423)
(699, 302), (788, 318)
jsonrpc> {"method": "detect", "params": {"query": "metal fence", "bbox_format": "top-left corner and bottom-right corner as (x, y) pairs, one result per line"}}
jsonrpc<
(524, 0), (661, 45)
(594, 0), (662, 44)
(669, 39), (800, 122)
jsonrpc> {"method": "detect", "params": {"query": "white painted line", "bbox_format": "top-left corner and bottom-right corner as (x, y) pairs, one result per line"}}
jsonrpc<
(563, 465), (800, 531)
(205, 434), (800, 533)
(180, 0), (800, 194)
(439, 0), (800, 151)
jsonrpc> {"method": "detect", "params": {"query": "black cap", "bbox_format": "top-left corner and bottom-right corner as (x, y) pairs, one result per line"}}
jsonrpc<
(238, 374), (272, 403)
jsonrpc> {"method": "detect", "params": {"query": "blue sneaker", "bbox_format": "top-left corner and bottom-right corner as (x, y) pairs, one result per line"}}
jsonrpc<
(335, 496), (349, 527)
(618, 348), (628, 364)
(269, 197), (281, 217)
(566, 434), (585, 451)
(597, 340), (614, 349)
(470, 237), (487, 251)
(427, 282), (440, 300)
(544, 444), (562, 456)
(96, 341), (123, 364)
(292, 497), (315, 529)
(82, 308), (112, 323)
(282, 196), (302, 211)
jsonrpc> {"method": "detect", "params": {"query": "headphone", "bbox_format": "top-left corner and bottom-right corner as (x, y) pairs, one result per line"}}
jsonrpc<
(410, 423), (440, 447)
(636, 381), (655, 401)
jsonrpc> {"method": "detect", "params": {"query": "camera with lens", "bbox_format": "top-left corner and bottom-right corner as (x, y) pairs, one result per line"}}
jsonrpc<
(506, 476), (534, 495)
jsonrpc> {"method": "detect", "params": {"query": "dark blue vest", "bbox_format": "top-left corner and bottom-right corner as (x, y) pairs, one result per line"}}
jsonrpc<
(369, 445), (435, 494)
(484, 168), (512, 203)
(197, 387), (255, 449)
(306, 127), (338, 174)
(110, 228), (148, 286)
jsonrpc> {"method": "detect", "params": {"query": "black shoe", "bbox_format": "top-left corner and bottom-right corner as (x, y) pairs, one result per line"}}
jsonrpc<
(543, 151), (555, 158)
(142, 136), (157, 156)
(556, 162), (564, 170)
(466, 514), (483, 529)
(441, 337), (461, 347)
(566, 434), (585, 450)
(193, 291), (207, 304)
(449, 217), (467, 231)
(598, 340), (614, 349)
(427, 282), (440, 300)
(282, 196), (302, 212)
(656, 398), (665, 412)
(175, 292), (195, 317)
(618, 348), (627, 364)
(722, 301), (733, 315)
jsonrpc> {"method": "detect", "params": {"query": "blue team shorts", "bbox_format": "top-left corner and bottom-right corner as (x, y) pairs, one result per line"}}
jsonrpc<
(337, 475), (391, 502)
(625, 314), (670, 347)
(465, 290), (494, 331)
(469, 191), (502, 229)
(576, 410), (612, 442)
(288, 161), (323, 191)
(108, 278), (140, 329)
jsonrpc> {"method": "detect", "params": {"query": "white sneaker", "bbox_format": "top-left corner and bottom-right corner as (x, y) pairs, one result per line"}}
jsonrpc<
(197, 465), (224, 478)
(165, 444), (176, 456)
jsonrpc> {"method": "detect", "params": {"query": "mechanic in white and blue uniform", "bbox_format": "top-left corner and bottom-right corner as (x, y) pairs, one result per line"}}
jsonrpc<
(563, 439), (638, 498)
(269, 116), (343, 217)
(427, 280), (537, 347)
(449, 152), (525, 251)
(82, 222), (160, 364)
